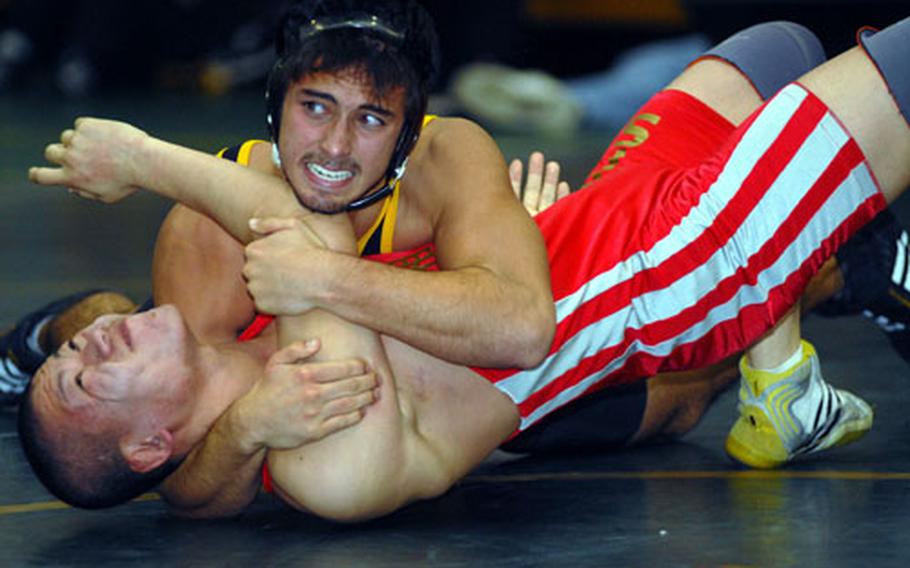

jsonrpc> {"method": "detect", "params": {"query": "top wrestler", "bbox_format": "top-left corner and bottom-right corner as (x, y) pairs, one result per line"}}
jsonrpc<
(21, 11), (910, 520)
(2, 0), (556, 395)
(180, 0), (557, 371)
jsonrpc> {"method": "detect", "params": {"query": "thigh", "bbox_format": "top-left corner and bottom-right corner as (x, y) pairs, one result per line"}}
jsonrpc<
(665, 58), (764, 126)
(801, 47), (910, 201)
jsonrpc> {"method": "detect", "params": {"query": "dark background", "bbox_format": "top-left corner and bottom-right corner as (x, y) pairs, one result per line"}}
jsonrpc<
(1, 0), (906, 96)
(3, 4), (910, 566)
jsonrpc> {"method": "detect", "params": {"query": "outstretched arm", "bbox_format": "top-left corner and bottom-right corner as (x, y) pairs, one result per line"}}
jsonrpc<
(30, 118), (556, 369)
(29, 118), (309, 244)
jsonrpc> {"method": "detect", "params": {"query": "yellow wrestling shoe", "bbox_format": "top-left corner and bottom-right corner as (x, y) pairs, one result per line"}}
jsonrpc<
(725, 341), (873, 469)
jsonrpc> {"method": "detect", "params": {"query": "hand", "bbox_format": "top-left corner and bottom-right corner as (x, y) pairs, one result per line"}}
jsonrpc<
(243, 216), (335, 315)
(28, 117), (147, 203)
(230, 339), (379, 450)
(509, 151), (571, 215)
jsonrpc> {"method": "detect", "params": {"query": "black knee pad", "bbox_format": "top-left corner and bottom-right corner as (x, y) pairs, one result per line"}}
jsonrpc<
(815, 208), (905, 315)
(500, 381), (647, 455)
(702, 21), (826, 99)
(859, 16), (910, 127)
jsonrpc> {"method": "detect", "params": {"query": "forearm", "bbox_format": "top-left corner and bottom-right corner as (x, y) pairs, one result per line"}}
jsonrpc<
(136, 137), (304, 243)
(158, 406), (265, 518)
(315, 256), (555, 368)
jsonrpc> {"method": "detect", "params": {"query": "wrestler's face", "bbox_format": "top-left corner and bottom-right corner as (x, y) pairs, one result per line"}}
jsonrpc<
(30, 305), (197, 434)
(277, 69), (407, 214)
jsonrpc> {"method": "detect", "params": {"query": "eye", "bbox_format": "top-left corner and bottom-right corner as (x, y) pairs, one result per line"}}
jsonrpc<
(302, 100), (328, 117)
(360, 113), (386, 129)
(75, 372), (85, 390)
(67, 339), (81, 352)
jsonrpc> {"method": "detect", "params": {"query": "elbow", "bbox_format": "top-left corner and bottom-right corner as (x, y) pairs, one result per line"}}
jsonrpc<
(506, 305), (555, 369)
(162, 496), (247, 520)
(167, 505), (242, 520)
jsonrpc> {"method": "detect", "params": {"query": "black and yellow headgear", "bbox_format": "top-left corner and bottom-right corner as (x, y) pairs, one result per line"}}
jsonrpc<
(265, 0), (440, 211)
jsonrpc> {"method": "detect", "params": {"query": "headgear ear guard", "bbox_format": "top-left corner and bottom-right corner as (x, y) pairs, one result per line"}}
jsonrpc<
(265, 3), (438, 211)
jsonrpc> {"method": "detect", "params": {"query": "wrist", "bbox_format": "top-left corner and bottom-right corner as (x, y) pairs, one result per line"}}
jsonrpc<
(221, 400), (266, 456)
(131, 134), (162, 189)
(311, 249), (350, 307)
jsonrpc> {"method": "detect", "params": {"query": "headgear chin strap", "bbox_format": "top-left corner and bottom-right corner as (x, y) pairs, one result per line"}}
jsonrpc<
(345, 157), (409, 211)
(265, 13), (425, 212)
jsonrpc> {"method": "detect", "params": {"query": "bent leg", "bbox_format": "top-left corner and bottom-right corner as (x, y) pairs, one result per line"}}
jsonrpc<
(801, 46), (910, 202)
(515, 23), (833, 454)
(629, 358), (739, 444)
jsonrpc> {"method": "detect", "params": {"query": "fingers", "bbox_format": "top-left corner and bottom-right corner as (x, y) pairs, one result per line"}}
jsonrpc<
(268, 339), (321, 366)
(44, 143), (67, 165)
(509, 158), (523, 198)
(513, 151), (573, 215)
(28, 166), (70, 186)
(68, 188), (97, 200)
(249, 216), (298, 236)
(539, 160), (560, 210)
(319, 371), (379, 400)
(320, 409), (368, 435)
(523, 151), (545, 206)
(60, 129), (75, 146)
(324, 383), (378, 412)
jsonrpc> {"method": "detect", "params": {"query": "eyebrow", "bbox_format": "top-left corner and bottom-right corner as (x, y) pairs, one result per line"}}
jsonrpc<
(300, 88), (395, 117)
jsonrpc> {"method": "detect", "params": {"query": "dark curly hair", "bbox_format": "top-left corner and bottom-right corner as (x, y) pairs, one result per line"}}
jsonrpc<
(265, 0), (441, 207)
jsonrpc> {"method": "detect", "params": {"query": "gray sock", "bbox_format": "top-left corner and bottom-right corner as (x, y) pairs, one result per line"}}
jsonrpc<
(703, 21), (826, 100)
(860, 16), (910, 126)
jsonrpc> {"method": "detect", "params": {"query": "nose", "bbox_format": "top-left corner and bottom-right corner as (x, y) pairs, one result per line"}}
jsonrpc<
(83, 329), (112, 363)
(320, 116), (353, 158)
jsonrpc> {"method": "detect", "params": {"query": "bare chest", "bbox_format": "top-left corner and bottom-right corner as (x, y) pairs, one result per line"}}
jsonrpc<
(382, 337), (520, 440)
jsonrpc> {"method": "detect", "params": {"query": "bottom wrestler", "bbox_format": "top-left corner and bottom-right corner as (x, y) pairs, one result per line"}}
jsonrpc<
(19, 15), (910, 520)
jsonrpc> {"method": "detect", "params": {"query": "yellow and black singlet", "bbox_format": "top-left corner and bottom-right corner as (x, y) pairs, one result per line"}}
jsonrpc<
(222, 116), (439, 342)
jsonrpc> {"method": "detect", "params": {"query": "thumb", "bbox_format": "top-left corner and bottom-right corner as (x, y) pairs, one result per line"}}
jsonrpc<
(267, 339), (320, 367)
(249, 216), (298, 236)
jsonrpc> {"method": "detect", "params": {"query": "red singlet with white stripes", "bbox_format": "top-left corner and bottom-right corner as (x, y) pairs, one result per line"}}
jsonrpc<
(474, 84), (884, 431)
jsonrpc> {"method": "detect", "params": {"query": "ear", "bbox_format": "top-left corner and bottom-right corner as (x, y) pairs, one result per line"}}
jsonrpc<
(121, 430), (175, 474)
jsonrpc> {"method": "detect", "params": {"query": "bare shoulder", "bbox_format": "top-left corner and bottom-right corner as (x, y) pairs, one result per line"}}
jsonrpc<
(246, 140), (279, 174)
(407, 117), (510, 204)
(418, 117), (501, 163)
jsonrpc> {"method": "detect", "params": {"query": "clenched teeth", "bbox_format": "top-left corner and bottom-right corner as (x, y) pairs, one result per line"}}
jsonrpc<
(308, 163), (354, 182)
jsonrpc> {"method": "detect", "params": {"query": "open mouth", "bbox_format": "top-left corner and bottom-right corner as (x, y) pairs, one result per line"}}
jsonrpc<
(307, 162), (354, 184)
